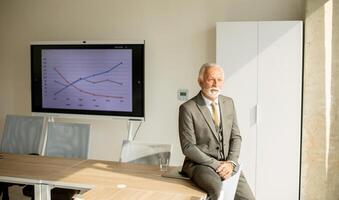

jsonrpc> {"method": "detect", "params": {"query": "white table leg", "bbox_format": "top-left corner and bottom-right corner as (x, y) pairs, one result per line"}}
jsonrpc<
(34, 184), (51, 200)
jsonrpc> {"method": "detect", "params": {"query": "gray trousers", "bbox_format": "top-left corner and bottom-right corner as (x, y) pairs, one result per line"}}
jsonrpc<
(191, 165), (255, 200)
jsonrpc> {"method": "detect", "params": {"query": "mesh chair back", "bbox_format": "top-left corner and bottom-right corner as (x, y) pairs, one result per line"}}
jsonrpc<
(0, 115), (44, 154)
(120, 140), (172, 165)
(45, 122), (90, 159)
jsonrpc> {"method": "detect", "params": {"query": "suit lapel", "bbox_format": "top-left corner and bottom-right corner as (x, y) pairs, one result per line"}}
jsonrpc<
(194, 92), (219, 141)
(219, 96), (232, 139)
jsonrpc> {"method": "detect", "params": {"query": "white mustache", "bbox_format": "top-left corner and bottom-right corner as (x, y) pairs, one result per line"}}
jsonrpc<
(206, 88), (221, 97)
(209, 88), (220, 92)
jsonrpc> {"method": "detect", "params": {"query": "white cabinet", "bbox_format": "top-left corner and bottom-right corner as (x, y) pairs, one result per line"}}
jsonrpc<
(217, 21), (302, 200)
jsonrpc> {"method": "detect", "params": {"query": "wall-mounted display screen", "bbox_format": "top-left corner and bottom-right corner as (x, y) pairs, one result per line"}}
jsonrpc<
(31, 42), (144, 119)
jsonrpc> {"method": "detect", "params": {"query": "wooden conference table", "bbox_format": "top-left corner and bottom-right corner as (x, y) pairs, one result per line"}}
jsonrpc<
(0, 153), (206, 200)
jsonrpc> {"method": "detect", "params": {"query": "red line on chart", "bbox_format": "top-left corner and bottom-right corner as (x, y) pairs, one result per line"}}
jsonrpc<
(53, 67), (124, 99)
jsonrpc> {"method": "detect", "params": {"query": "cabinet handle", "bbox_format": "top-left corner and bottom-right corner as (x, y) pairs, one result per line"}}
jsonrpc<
(250, 105), (257, 126)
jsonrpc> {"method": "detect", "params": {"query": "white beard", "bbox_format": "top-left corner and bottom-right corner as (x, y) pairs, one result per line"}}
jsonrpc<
(204, 87), (221, 99)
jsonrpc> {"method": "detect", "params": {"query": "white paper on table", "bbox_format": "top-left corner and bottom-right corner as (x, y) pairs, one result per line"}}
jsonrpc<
(218, 165), (242, 200)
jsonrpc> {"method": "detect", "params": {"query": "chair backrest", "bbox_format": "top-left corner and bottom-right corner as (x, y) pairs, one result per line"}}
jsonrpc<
(120, 140), (172, 165)
(44, 122), (90, 159)
(0, 115), (45, 154)
(218, 165), (242, 200)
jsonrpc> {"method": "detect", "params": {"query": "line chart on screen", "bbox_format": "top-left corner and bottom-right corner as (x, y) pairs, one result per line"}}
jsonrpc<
(41, 49), (133, 112)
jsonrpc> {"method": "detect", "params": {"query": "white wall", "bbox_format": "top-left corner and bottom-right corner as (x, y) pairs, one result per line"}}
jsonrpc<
(0, 0), (304, 165)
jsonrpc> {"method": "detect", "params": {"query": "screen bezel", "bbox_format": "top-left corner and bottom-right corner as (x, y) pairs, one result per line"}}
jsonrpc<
(31, 41), (144, 119)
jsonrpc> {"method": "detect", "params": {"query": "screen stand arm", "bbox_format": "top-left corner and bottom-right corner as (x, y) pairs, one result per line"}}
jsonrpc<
(40, 116), (55, 155)
(127, 119), (142, 141)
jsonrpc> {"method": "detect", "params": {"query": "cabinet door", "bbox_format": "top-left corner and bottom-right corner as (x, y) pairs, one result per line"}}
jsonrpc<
(256, 21), (302, 200)
(217, 21), (258, 192)
(216, 21), (302, 200)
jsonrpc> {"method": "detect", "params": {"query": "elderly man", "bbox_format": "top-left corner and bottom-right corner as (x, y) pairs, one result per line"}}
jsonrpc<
(179, 63), (255, 200)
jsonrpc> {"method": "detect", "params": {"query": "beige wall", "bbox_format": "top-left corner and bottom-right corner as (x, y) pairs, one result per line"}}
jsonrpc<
(0, 0), (304, 164)
(302, 0), (339, 199)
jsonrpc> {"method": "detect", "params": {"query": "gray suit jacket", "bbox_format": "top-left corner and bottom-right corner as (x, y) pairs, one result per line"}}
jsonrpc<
(179, 92), (242, 178)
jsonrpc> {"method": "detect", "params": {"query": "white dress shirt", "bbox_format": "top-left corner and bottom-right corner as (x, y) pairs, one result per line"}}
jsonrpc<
(201, 94), (220, 127)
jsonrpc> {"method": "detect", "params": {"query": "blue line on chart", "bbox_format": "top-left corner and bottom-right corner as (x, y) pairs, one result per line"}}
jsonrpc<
(54, 62), (123, 95)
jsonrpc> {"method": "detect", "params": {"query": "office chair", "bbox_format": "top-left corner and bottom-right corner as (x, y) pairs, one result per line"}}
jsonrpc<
(120, 140), (172, 165)
(0, 115), (45, 154)
(0, 115), (45, 200)
(44, 122), (90, 159)
(23, 122), (90, 200)
(218, 165), (242, 200)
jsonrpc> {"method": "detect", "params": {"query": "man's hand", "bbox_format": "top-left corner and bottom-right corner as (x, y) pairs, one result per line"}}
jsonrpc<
(216, 161), (234, 180)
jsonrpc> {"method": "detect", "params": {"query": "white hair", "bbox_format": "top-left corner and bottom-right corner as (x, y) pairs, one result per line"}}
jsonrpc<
(198, 63), (224, 82)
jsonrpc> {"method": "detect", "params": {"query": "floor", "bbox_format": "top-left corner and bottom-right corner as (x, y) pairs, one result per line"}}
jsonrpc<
(0, 186), (86, 200)
(0, 185), (30, 200)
